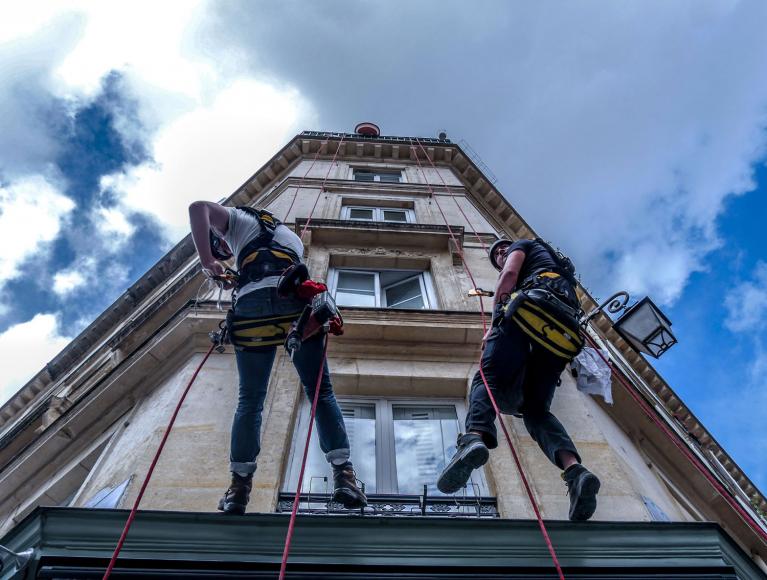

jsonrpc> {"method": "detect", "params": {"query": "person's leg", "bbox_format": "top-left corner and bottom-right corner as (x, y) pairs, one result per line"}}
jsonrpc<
(291, 332), (366, 508)
(521, 346), (600, 521)
(519, 347), (580, 468)
(291, 333), (349, 462)
(229, 346), (277, 473)
(438, 325), (528, 494)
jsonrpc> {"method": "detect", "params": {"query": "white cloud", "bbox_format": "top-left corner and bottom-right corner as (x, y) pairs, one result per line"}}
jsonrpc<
(103, 78), (315, 239)
(0, 313), (71, 405)
(724, 262), (767, 333)
(93, 205), (135, 240)
(0, 177), (75, 284)
(52, 270), (86, 296)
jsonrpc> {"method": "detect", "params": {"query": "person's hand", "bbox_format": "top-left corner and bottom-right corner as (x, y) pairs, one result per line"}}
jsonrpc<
(202, 261), (235, 290)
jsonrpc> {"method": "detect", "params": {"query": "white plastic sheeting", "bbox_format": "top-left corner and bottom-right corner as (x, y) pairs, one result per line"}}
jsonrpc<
(571, 346), (613, 404)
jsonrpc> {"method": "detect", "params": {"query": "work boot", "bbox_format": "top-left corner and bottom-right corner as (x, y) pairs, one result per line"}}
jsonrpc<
(332, 462), (368, 509)
(217, 472), (252, 515)
(437, 433), (489, 494)
(563, 464), (600, 521)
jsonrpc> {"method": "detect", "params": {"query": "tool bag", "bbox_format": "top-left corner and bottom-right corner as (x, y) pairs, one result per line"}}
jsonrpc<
(500, 285), (584, 361)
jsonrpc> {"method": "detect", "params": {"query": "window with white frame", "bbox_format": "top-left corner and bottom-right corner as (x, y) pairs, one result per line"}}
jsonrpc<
(330, 269), (436, 309)
(342, 205), (414, 223)
(353, 168), (402, 183)
(284, 398), (489, 498)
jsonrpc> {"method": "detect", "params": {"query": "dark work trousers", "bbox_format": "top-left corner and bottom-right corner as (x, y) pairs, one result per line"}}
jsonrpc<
(466, 321), (581, 469)
(229, 287), (350, 474)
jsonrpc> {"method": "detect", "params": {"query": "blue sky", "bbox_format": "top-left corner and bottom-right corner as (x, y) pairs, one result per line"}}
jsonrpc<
(0, 1), (766, 493)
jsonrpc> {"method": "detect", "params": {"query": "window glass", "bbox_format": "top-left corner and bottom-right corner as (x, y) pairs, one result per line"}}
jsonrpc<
(392, 406), (480, 496)
(349, 208), (374, 220)
(353, 169), (402, 183)
(297, 403), (377, 495)
(384, 276), (425, 309)
(382, 209), (407, 222)
(335, 271), (377, 307)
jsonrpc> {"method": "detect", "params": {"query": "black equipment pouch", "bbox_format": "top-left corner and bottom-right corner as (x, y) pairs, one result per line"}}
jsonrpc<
(501, 287), (584, 361)
(227, 308), (303, 351)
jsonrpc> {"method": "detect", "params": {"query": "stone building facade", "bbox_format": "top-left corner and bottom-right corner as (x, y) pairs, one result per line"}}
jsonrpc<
(0, 128), (765, 578)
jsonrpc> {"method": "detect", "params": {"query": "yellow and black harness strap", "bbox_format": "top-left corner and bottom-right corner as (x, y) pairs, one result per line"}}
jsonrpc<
(229, 312), (303, 351)
(239, 249), (298, 270)
(504, 292), (583, 360)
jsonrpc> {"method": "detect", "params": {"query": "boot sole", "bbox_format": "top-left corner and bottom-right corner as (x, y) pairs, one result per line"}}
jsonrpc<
(437, 442), (489, 494)
(218, 500), (246, 515)
(333, 488), (368, 509)
(569, 473), (600, 521)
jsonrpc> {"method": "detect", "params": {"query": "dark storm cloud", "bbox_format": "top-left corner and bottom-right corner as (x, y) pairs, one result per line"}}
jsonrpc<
(203, 0), (767, 306)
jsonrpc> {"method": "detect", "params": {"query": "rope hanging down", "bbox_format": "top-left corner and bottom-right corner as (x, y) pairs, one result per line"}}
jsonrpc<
(582, 333), (767, 546)
(278, 336), (329, 580)
(103, 343), (217, 580)
(280, 136), (346, 579)
(410, 138), (566, 580)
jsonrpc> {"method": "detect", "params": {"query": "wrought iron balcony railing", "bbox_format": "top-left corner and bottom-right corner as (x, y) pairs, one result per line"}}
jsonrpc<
(277, 489), (498, 519)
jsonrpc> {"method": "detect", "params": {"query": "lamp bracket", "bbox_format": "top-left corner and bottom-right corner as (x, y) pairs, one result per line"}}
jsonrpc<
(580, 291), (630, 327)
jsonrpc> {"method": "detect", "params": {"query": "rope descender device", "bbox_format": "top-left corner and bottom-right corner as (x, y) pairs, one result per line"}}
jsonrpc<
(468, 287), (494, 297)
(278, 264), (343, 360)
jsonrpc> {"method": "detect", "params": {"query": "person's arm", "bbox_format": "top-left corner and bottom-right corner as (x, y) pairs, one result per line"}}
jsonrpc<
(188, 201), (231, 275)
(493, 249), (525, 309)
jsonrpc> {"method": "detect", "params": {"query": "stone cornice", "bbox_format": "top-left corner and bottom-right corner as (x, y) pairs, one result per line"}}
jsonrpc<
(2, 507), (764, 578)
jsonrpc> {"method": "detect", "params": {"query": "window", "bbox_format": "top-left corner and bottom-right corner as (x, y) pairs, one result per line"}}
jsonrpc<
(330, 269), (436, 309)
(284, 398), (489, 499)
(342, 206), (414, 223)
(353, 169), (402, 183)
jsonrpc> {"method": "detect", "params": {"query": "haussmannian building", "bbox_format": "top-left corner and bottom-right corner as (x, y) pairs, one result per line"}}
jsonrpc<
(1, 125), (766, 578)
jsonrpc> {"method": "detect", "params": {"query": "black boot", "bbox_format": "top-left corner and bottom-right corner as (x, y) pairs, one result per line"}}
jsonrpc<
(437, 433), (489, 494)
(563, 464), (600, 521)
(332, 462), (368, 509)
(217, 472), (253, 515)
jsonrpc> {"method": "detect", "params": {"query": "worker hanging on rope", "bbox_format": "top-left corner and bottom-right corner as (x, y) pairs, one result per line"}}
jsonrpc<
(437, 237), (601, 521)
(188, 201), (367, 514)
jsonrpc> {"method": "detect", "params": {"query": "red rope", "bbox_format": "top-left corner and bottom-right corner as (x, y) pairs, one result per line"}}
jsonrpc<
(103, 343), (217, 579)
(279, 336), (329, 580)
(300, 135), (346, 241)
(413, 139), (488, 252)
(583, 333), (767, 546)
(284, 141), (325, 223)
(280, 135), (349, 577)
(410, 139), (566, 580)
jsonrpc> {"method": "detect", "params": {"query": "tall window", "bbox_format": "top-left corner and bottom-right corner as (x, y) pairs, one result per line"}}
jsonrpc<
(284, 398), (489, 498)
(330, 269), (436, 309)
(353, 169), (402, 183)
(342, 205), (414, 223)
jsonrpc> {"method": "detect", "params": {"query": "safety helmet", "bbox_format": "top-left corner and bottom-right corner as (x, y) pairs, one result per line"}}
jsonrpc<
(209, 231), (233, 261)
(489, 238), (513, 271)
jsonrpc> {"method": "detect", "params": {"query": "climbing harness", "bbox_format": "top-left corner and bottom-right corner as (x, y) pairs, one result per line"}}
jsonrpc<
(234, 207), (302, 290)
(411, 138), (566, 580)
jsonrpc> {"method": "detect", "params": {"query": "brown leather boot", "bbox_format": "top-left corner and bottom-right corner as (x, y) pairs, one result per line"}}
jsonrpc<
(332, 462), (367, 509)
(217, 472), (252, 515)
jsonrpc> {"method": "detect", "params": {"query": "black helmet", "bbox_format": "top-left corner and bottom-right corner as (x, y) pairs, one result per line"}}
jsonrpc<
(209, 231), (233, 261)
(489, 238), (513, 271)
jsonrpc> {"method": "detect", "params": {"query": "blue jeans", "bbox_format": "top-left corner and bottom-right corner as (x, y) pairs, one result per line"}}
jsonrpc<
(229, 288), (350, 474)
(466, 322), (580, 469)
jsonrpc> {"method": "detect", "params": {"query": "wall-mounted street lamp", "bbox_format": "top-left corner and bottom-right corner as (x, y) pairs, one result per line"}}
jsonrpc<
(581, 292), (677, 359)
